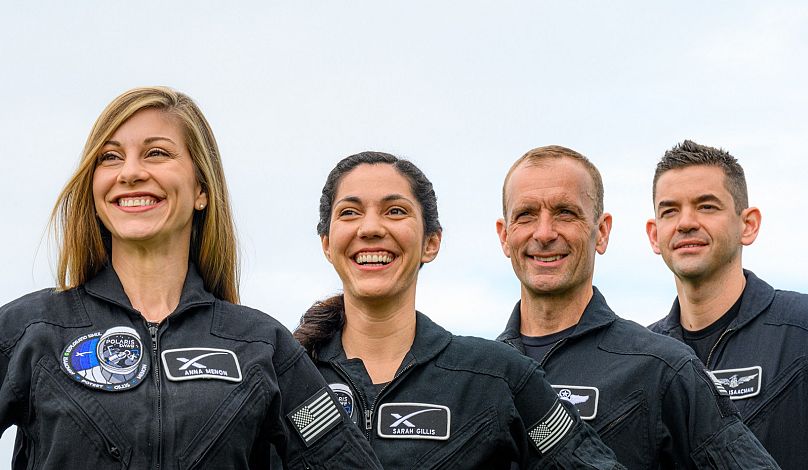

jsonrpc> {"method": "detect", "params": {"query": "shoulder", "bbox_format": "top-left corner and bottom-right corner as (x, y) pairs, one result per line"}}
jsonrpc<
(599, 317), (696, 369)
(209, 300), (306, 370)
(437, 334), (538, 386)
(766, 289), (808, 329)
(0, 287), (91, 351)
(210, 300), (295, 345)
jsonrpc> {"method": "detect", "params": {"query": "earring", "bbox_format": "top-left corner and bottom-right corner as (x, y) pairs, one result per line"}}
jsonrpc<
(199, 204), (205, 210)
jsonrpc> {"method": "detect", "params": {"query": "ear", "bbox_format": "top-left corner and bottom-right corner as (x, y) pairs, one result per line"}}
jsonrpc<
(421, 231), (442, 264)
(321, 235), (334, 264)
(740, 207), (761, 246)
(496, 218), (511, 258)
(646, 218), (662, 255)
(195, 191), (208, 211)
(595, 213), (612, 255)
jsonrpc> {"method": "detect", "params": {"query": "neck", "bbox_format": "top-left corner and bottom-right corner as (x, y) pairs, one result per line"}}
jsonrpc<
(341, 289), (417, 384)
(519, 282), (592, 336)
(111, 238), (191, 323)
(675, 264), (746, 331)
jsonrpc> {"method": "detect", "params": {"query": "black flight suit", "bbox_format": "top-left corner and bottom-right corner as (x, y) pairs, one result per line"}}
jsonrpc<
(0, 265), (381, 469)
(314, 311), (624, 469)
(498, 287), (779, 469)
(650, 270), (808, 470)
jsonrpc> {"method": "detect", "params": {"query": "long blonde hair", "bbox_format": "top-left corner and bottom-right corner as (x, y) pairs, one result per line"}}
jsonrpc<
(51, 86), (240, 303)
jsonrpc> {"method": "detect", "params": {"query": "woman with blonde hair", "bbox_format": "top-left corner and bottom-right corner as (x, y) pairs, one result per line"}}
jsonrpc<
(0, 87), (380, 469)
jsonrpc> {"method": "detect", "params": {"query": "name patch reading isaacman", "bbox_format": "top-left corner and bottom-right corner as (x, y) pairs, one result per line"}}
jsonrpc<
(161, 347), (242, 382)
(710, 366), (762, 400)
(61, 326), (149, 392)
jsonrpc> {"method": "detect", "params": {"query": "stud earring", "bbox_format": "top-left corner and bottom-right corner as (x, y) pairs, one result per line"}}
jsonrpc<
(199, 204), (205, 210)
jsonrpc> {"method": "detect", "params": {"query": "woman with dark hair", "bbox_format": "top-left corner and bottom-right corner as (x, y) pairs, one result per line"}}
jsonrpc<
(0, 87), (381, 469)
(295, 151), (622, 469)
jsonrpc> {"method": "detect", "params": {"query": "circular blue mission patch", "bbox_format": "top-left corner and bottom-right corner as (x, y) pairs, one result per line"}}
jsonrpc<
(61, 326), (149, 392)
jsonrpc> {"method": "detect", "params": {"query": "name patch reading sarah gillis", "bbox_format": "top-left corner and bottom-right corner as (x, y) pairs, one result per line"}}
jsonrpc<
(161, 347), (242, 382)
(377, 403), (450, 440)
(61, 326), (149, 392)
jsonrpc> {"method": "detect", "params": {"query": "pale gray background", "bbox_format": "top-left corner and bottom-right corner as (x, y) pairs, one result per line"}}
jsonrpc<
(2, 1), (806, 463)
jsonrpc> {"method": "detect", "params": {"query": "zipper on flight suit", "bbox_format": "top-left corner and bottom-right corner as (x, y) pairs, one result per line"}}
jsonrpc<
(147, 322), (163, 470)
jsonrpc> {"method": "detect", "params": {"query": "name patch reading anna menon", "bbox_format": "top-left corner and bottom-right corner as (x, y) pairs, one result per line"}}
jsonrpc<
(377, 403), (450, 440)
(161, 347), (242, 382)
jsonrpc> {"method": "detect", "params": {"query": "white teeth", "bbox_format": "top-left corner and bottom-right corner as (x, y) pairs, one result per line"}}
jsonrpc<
(118, 197), (157, 207)
(355, 252), (394, 265)
(534, 255), (563, 262)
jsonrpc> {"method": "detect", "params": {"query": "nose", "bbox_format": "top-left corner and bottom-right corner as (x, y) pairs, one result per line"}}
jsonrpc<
(531, 213), (558, 244)
(676, 207), (700, 233)
(357, 212), (386, 239)
(116, 156), (148, 185)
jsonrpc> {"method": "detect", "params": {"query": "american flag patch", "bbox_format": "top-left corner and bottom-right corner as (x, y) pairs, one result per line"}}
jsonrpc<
(528, 400), (574, 454)
(287, 387), (343, 447)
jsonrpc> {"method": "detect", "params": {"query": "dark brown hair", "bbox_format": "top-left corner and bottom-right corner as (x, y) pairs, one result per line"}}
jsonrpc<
(653, 140), (748, 214)
(295, 151), (441, 355)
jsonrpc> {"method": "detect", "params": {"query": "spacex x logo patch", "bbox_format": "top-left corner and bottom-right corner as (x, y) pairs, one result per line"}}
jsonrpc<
(711, 366), (762, 400)
(552, 385), (599, 420)
(377, 403), (450, 440)
(161, 348), (242, 382)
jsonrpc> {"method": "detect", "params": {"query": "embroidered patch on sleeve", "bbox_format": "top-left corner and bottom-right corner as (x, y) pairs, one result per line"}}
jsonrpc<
(704, 370), (731, 397)
(528, 400), (574, 454)
(287, 387), (342, 447)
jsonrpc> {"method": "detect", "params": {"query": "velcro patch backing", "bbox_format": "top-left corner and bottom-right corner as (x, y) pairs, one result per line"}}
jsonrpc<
(528, 400), (574, 454)
(287, 387), (342, 447)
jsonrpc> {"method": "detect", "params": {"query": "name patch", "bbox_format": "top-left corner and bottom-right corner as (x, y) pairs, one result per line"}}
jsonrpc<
(161, 348), (242, 382)
(552, 385), (599, 420)
(61, 326), (148, 392)
(711, 366), (762, 400)
(377, 403), (450, 440)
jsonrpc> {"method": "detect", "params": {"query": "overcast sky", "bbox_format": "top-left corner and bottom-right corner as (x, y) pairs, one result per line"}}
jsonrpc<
(2, 1), (807, 459)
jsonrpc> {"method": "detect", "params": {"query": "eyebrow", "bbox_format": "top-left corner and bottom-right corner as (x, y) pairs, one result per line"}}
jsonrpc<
(335, 194), (414, 205)
(657, 193), (722, 209)
(103, 136), (177, 147)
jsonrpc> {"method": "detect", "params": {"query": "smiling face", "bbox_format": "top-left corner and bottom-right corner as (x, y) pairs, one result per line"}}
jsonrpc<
(92, 108), (207, 250)
(321, 163), (440, 304)
(647, 165), (759, 283)
(497, 158), (611, 300)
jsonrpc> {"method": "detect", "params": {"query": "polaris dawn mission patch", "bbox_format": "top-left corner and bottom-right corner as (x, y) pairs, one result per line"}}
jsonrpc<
(61, 326), (149, 392)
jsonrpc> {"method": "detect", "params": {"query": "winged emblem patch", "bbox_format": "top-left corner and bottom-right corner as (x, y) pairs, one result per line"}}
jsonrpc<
(710, 366), (763, 400)
(552, 385), (599, 420)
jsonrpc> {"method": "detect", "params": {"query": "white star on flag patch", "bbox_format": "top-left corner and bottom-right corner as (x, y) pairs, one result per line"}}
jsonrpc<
(528, 400), (574, 454)
(287, 387), (342, 447)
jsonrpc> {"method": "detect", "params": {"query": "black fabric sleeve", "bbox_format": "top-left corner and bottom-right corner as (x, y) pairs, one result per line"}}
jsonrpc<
(662, 358), (780, 469)
(269, 331), (382, 470)
(510, 362), (624, 469)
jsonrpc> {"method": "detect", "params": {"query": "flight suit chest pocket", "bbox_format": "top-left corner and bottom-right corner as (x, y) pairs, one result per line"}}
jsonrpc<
(178, 366), (268, 470)
(31, 356), (132, 469)
(596, 390), (648, 467)
(412, 406), (498, 470)
(744, 356), (808, 465)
